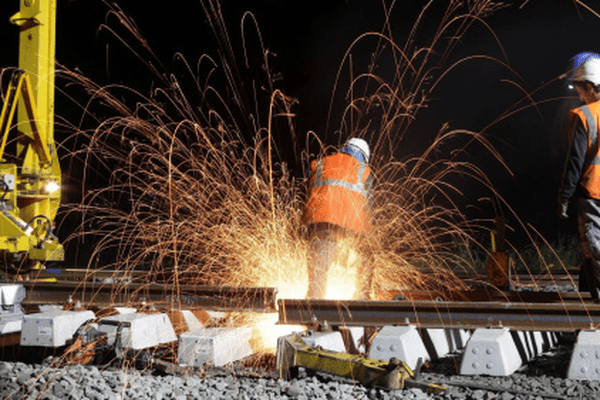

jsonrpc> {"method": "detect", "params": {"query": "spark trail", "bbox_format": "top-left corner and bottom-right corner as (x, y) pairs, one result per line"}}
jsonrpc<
(51, 0), (553, 353)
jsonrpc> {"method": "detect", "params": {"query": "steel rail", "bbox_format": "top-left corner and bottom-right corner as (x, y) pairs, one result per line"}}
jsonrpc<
(21, 281), (278, 312)
(63, 270), (579, 281)
(25, 268), (148, 281)
(20, 268), (579, 285)
(382, 289), (591, 303)
(21, 268), (197, 282)
(278, 299), (600, 332)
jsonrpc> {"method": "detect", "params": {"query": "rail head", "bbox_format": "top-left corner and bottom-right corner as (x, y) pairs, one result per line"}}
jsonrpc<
(277, 298), (600, 332)
(21, 281), (278, 312)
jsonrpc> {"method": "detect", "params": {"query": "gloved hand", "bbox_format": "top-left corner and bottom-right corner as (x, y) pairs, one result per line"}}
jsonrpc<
(558, 197), (569, 219)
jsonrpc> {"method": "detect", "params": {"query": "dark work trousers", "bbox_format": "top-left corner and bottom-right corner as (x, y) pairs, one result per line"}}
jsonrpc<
(578, 197), (600, 301)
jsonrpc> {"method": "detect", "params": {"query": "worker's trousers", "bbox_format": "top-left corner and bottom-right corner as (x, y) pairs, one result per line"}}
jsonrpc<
(305, 223), (372, 300)
(578, 197), (600, 301)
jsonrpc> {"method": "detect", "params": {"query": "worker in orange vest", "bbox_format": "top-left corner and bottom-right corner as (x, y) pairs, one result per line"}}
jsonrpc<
(559, 52), (600, 302)
(303, 138), (373, 299)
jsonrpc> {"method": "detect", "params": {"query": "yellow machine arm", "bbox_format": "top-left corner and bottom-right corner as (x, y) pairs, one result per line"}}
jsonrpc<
(277, 332), (447, 394)
(0, 0), (63, 271)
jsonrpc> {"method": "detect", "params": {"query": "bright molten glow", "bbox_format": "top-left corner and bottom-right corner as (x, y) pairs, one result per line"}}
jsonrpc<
(247, 313), (304, 353)
(247, 243), (361, 353)
(245, 256), (308, 353)
(324, 242), (361, 300)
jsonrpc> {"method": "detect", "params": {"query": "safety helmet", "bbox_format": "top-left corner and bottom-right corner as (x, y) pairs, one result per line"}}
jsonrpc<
(343, 137), (370, 163)
(566, 52), (600, 86)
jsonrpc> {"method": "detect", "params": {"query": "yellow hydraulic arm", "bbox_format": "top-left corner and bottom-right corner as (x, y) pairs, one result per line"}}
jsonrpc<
(277, 332), (447, 394)
(0, 0), (63, 271)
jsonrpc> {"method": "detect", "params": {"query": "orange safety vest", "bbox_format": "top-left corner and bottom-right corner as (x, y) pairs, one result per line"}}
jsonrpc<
(571, 100), (600, 199)
(304, 152), (372, 234)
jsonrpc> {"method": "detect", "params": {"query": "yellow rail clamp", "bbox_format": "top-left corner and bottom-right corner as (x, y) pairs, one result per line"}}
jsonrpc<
(276, 332), (446, 394)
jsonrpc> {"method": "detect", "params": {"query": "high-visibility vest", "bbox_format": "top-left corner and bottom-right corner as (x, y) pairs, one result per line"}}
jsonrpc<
(304, 152), (372, 234)
(571, 100), (600, 199)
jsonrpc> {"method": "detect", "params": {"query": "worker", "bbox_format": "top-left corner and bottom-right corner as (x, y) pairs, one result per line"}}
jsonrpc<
(558, 52), (600, 302)
(303, 137), (373, 299)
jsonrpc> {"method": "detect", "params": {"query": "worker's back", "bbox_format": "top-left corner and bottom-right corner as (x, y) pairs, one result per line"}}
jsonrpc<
(304, 152), (372, 234)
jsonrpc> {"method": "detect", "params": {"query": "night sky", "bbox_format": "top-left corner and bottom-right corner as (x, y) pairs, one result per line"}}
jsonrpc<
(3, 1), (600, 250)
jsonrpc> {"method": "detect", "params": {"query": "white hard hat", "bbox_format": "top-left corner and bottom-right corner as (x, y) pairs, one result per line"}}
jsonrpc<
(345, 138), (370, 163)
(568, 52), (600, 86)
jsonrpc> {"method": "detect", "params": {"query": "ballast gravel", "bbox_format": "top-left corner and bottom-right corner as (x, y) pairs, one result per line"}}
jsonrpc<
(0, 338), (599, 400)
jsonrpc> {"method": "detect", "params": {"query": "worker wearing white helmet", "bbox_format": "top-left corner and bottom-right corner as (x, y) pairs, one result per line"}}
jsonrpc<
(341, 137), (370, 163)
(564, 52), (600, 87)
(303, 137), (373, 299)
(559, 52), (600, 301)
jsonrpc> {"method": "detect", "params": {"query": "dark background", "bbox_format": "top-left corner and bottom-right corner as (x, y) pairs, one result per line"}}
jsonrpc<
(2, 0), (600, 257)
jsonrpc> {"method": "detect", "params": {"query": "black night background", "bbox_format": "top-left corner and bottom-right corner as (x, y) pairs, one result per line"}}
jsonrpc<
(2, 0), (600, 267)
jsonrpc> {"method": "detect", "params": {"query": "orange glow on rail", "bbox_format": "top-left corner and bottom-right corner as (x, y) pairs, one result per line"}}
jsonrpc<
(247, 313), (303, 353)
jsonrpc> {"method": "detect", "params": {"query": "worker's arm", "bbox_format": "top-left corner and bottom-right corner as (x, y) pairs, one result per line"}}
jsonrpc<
(559, 117), (587, 201)
(558, 117), (587, 219)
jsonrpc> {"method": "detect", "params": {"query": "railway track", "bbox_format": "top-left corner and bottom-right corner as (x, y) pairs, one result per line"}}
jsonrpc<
(16, 278), (596, 332)
(12, 268), (590, 330)
(20, 280), (278, 312)
(4, 268), (594, 337)
(21, 267), (580, 285)
(2, 268), (600, 397)
(277, 298), (600, 331)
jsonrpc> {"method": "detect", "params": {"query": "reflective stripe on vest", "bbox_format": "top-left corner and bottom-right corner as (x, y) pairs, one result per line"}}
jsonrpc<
(311, 158), (369, 197)
(579, 105), (600, 166)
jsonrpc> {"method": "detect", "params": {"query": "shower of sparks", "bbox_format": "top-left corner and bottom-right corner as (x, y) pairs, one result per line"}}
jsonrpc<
(50, 0), (527, 354)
